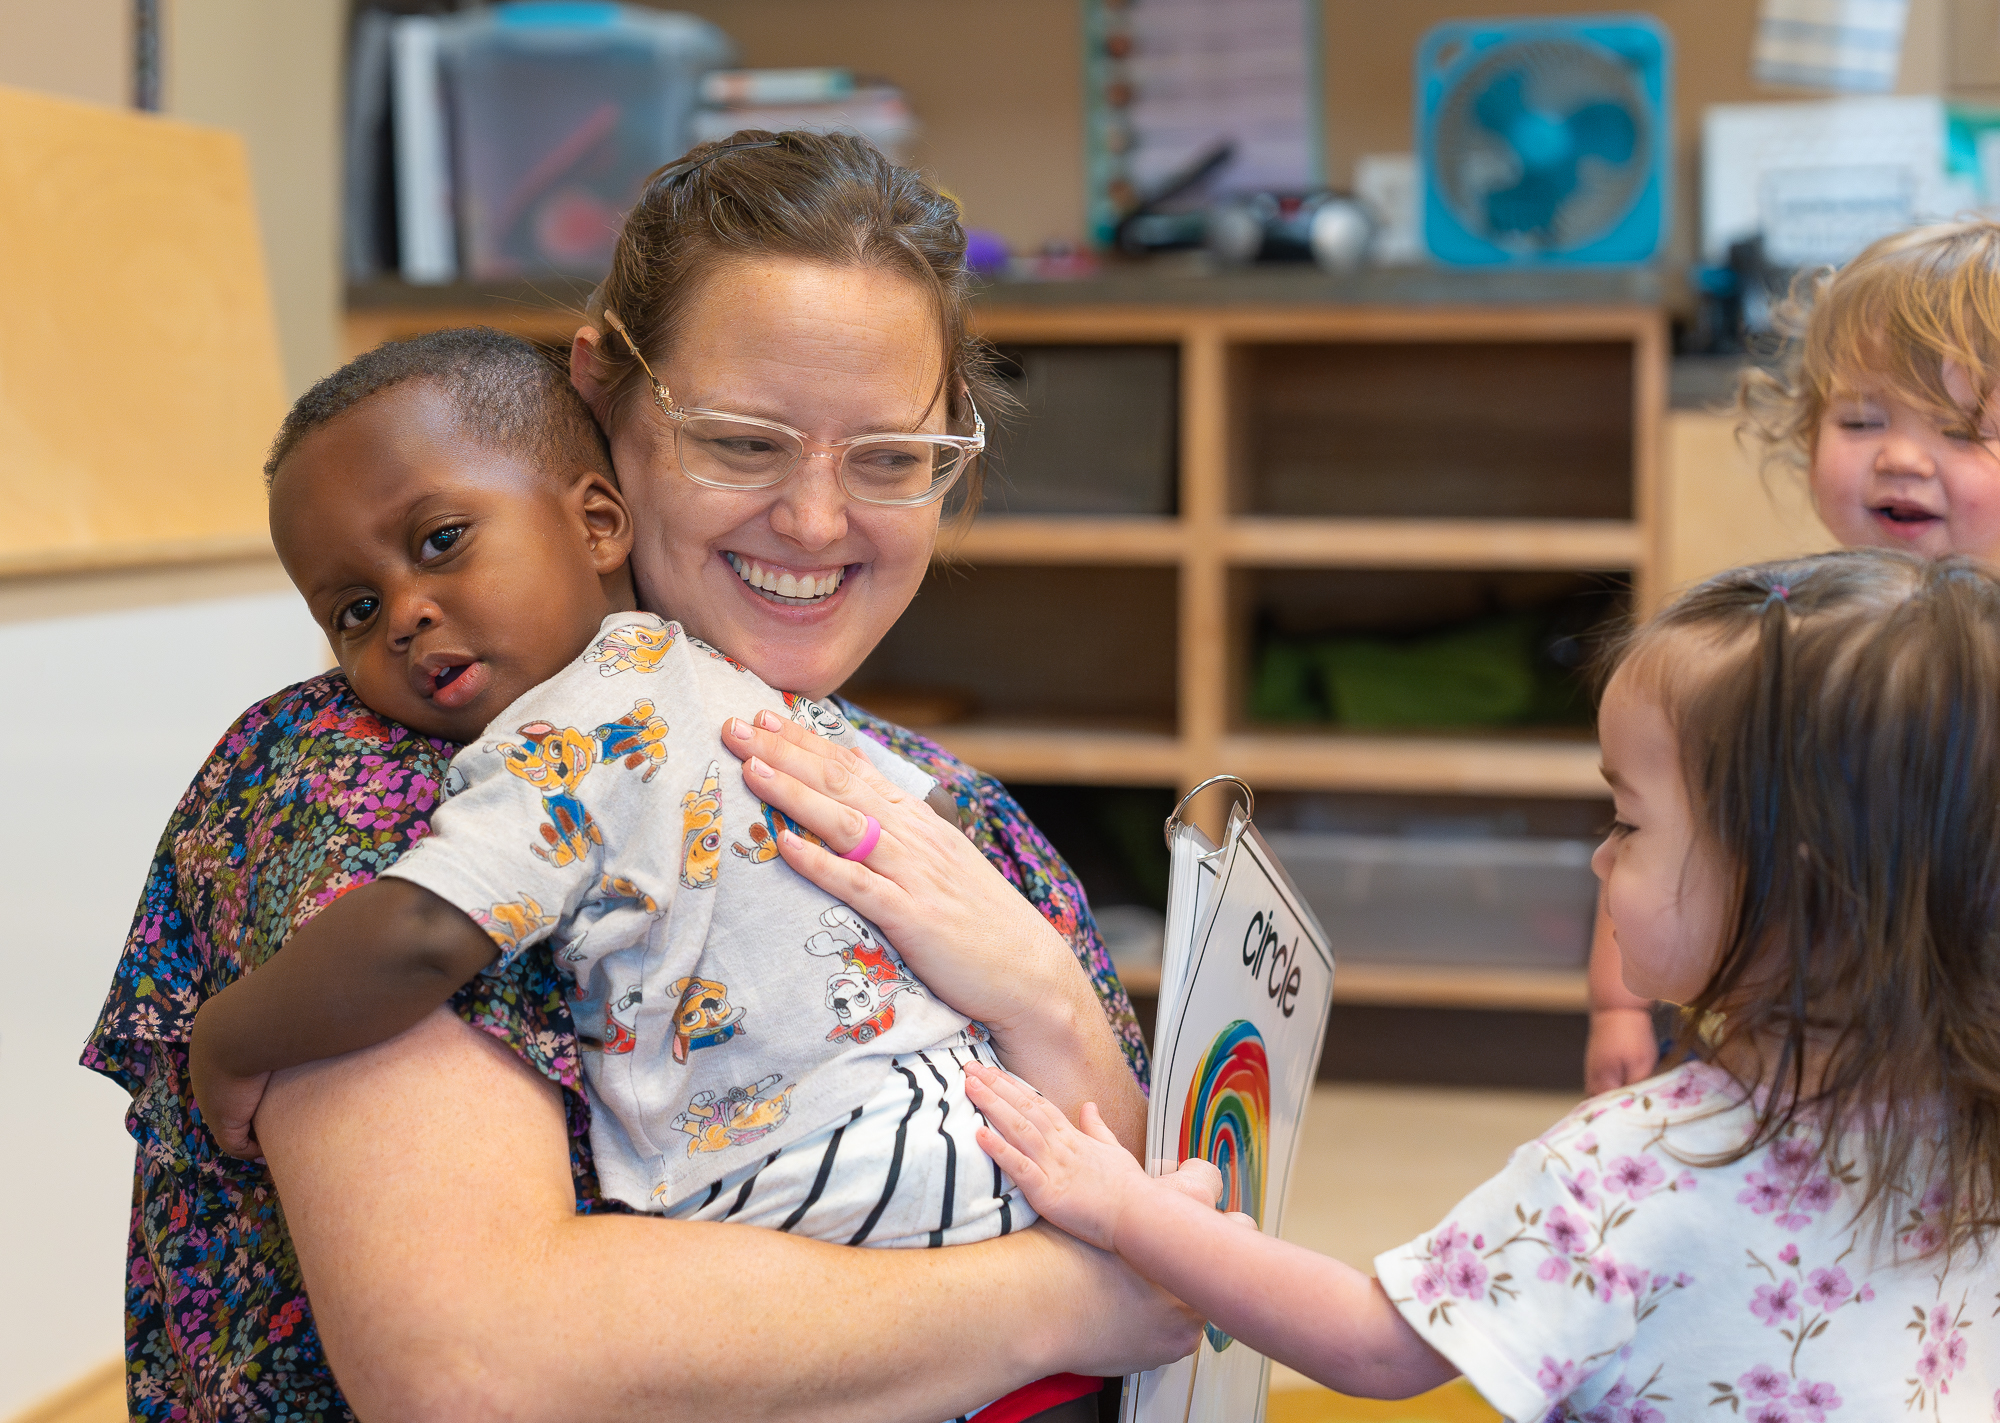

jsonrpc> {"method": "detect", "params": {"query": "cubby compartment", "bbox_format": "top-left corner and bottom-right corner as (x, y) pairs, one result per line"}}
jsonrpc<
(1239, 567), (1629, 732)
(1237, 341), (1634, 519)
(982, 344), (1179, 516)
(1003, 783), (1177, 993)
(845, 564), (1178, 731)
(1255, 790), (1609, 972)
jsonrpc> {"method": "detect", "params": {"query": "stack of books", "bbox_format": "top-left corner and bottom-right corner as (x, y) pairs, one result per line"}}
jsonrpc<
(693, 68), (920, 166)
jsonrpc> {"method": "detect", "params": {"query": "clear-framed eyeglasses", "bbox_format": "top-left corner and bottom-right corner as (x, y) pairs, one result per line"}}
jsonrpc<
(605, 313), (983, 508)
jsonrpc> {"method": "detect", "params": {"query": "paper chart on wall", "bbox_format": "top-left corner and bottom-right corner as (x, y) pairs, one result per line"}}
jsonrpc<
(1124, 803), (1335, 1423)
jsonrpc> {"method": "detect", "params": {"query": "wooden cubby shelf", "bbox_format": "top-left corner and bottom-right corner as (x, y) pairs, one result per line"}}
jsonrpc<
(346, 278), (1664, 1012)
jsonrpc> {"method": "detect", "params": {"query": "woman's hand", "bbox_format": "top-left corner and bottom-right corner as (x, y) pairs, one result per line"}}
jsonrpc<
(189, 996), (271, 1160)
(722, 711), (1146, 1149)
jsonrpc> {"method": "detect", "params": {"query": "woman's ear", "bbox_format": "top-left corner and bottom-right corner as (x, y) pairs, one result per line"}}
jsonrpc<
(570, 326), (610, 419)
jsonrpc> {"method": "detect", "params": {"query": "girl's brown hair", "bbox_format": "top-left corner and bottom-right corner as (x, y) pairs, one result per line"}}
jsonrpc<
(1611, 548), (2000, 1255)
(1737, 218), (2000, 471)
(583, 129), (1001, 520)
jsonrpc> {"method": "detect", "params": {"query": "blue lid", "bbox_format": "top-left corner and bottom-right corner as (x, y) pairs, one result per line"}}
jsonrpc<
(496, 2), (622, 28)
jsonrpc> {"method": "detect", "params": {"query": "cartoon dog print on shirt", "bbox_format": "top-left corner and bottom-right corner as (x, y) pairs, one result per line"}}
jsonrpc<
(680, 761), (724, 888)
(496, 701), (669, 867)
(781, 691), (847, 739)
(666, 976), (745, 1063)
(472, 894), (557, 960)
(804, 905), (922, 1045)
(731, 800), (824, 864)
(583, 621), (676, 676)
(671, 1072), (794, 1156)
(686, 634), (750, 675)
(604, 985), (642, 1055)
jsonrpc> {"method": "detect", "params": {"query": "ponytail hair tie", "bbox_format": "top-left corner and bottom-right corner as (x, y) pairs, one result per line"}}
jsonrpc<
(1759, 583), (1791, 612)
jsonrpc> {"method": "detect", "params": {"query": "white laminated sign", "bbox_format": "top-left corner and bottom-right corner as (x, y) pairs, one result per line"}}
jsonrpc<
(1126, 779), (1335, 1423)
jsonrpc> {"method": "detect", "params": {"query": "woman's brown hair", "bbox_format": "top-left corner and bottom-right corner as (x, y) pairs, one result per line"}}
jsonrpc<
(1737, 218), (2000, 472)
(584, 129), (1002, 521)
(1612, 548), (2000, 1256)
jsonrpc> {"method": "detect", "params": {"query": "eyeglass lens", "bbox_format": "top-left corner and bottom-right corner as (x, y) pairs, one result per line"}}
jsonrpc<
(678, 415), (966, 503)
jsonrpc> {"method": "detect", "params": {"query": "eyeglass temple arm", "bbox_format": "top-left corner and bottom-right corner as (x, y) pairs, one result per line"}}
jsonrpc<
(600, 308), (673, 405)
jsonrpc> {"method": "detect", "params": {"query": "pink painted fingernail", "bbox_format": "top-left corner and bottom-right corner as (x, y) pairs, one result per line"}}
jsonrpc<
(746, 756), (772, 778)
(756, 709), (783, 730)
(724, 718), (749, 739)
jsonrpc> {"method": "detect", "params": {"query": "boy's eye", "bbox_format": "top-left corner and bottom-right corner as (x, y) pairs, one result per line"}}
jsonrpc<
(420, 525), (466, 561)
(337, 595), (379, 631)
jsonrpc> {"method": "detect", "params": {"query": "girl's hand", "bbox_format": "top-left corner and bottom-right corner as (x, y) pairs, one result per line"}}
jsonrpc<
(722, 711), (1088, 1038)
(1584, 1007), (1660, 1094)
(966, 1062), (1210, 1253)
(189, 1001), (271, 1161)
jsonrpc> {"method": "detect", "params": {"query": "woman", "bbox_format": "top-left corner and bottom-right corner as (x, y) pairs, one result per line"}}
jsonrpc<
(84, 133), (1196, 1422)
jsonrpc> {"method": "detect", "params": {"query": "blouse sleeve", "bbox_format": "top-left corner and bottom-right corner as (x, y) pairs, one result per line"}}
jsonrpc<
(835, 699), (1151, 1089)
(1372, 1094), (1704, 1423)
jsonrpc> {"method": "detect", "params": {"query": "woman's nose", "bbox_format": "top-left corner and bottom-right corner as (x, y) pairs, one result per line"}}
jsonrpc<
(768, 454), (850, 549)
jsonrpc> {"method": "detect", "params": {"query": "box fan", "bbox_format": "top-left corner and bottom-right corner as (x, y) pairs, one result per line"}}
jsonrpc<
(1418, 14), (1671, 265)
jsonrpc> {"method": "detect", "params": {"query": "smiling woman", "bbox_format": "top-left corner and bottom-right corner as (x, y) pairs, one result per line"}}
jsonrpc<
(86, 131), (1175, 1423)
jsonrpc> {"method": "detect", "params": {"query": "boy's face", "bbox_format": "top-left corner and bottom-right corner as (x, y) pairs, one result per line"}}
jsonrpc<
(1811, 363), (2000, 563)
(269, 381), (634, 742)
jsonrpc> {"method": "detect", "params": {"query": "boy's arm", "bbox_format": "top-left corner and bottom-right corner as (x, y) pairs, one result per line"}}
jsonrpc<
(190, 879), (496, 1157)
(966, 1066), (1457, 1401)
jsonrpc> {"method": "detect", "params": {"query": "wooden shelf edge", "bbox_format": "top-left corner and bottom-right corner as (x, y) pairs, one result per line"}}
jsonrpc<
(1220, 732), (1605, 798)
(938, 516), (1183, 564)
(0, 532), (276, 582)
(1330, 962), (1589, 1012)
(1222, 517), (1640, 570)
(918, 726), (1183, 784)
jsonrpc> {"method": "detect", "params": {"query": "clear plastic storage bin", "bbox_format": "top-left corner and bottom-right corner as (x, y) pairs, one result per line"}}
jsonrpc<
(1260, 831), (1598, 969)
(440, 3), (733, 278)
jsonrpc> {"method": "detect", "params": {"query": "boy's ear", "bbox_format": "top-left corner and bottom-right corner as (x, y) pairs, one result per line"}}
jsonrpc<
(572, 470), (634, 575)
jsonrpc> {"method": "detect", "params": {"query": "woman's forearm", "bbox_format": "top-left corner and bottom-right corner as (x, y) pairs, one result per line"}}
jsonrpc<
(987, 966), (1147, 1155)
(257, 1008), (1196, 1423)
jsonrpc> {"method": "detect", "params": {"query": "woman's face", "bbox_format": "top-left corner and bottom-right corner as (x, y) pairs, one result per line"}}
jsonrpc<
(581, 256), (947, 698)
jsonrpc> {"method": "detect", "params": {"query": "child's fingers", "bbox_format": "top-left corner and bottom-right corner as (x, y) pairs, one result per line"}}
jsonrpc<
(975, 1125), (1048, 1192)
(1078, 1102), (1123, 1149)
(966, 1074), (1056, 1158)
(1162, 1157), (1225, 1207)
(1222, 1210), (1258, 1230)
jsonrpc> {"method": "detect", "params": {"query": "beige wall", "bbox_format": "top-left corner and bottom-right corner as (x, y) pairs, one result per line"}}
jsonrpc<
(0, 0), (127, 109)
(167, 0), (344, 396)
(668, 0), (1961, 263)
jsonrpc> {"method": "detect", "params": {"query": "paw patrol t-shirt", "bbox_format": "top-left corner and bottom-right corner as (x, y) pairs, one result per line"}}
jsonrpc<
(385, 613), (1030, 1246)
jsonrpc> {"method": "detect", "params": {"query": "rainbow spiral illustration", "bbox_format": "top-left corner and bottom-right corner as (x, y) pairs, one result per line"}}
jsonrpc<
(1178, 1019), (1270, 1351)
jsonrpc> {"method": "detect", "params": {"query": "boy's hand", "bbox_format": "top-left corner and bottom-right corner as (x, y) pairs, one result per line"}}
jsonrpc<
(189, 1000), (271, 1161)
(967, 1062), (1219, 1253)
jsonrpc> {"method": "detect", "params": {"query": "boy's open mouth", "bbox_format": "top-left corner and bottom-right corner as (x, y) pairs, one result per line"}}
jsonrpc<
(725, 552), (847, 605)
(421, 658), (487, 712)
(433, 663), (471, 691)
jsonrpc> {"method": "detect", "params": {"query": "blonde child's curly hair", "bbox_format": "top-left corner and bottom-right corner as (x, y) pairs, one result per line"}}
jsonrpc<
(1737, 218), (2000, 471)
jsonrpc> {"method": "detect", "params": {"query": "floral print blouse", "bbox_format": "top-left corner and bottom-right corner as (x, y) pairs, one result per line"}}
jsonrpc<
(1375, 1060), (1998, 1423)
(80, 672), (1147, 1422)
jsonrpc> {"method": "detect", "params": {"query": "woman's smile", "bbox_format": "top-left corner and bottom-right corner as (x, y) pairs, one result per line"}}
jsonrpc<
(723, 550), (850, 605)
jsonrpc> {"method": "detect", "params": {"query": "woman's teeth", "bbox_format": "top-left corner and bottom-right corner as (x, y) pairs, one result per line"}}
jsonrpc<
(726, 552), (845, 603)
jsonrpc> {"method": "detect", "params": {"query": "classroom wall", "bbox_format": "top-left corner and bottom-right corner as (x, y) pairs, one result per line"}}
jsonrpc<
(167, 0), (345, 398)
(0, 9), (333, 1414)
(670, 0), (1957, 264)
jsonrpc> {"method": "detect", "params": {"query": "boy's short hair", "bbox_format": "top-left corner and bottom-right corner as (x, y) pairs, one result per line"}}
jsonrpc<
(1737, 218), (2000, 471)
(264, 326), (613, 484)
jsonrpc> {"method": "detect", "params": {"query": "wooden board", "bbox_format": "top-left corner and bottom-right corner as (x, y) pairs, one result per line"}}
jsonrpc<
(1656, 410), (1836, 599)
(0, 86), (284, 577)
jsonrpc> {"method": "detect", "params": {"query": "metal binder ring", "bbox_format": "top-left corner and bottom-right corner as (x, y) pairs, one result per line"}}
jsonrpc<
(1163, 774), (1255, 849)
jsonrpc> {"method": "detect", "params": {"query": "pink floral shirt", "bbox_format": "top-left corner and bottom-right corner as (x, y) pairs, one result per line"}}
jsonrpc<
(1375, 1062), (1999, 1422)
